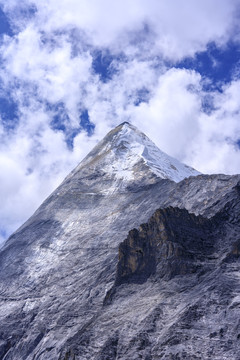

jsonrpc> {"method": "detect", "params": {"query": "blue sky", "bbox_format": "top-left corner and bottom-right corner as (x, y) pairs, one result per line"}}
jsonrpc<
(0, 0), (240, 244)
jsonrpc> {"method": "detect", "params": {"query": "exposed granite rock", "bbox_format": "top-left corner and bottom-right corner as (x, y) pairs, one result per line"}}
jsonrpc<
(0, 124), (240, 359)
(115, 207), (214, 285)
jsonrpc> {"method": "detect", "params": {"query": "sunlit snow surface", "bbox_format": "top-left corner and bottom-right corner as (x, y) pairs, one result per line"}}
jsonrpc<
(87, 122), (200, 183)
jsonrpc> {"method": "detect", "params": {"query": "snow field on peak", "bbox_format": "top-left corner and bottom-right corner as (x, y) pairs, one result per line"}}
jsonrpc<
(102, 123), (200, 183)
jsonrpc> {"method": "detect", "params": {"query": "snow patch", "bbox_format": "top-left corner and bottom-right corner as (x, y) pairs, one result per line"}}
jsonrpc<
(102, 123), (200, 183)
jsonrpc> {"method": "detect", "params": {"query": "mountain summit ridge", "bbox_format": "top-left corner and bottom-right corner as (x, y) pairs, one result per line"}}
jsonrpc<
(68, 122), (200, 193)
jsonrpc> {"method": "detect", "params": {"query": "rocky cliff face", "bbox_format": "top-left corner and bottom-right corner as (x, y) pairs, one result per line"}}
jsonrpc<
(0, 123), (239, 360)
(114, 207), (214, 285)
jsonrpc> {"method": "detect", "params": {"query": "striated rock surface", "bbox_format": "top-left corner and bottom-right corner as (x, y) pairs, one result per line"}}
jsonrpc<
(115, 207), (214, 285)
(0, 122), (239, 359)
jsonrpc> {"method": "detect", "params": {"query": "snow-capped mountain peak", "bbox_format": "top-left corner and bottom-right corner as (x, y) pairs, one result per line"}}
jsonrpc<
(76, 122), (200, 185)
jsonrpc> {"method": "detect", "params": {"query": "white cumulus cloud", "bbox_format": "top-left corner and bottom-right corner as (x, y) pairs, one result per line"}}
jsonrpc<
(0, 0), (240, 244)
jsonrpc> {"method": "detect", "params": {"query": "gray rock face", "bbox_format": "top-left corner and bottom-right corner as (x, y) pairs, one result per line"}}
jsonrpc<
(0, 123), (240, 359)
(114, 207), (214, 285)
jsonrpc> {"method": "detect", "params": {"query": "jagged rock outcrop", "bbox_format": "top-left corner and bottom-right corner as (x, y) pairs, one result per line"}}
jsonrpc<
(0, 122), (240, 359)
(115, 207), (214, 284)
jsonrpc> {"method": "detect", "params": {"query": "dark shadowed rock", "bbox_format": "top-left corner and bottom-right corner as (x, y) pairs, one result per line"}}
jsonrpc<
(114, 207), (214, 285)
(0, 123), (240, 359)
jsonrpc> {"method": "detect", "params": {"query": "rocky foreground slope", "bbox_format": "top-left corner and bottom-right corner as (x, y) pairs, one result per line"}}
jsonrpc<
(0, 123), (239, 359)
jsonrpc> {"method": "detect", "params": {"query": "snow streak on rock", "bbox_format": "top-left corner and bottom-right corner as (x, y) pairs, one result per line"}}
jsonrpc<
(107, 122), (200, 182)
(72, 122), (200, 187)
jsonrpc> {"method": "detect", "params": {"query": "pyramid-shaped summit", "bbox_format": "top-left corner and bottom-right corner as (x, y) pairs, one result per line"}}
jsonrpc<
(1, 122), (239, 359)
(65, 122), (200, 195)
